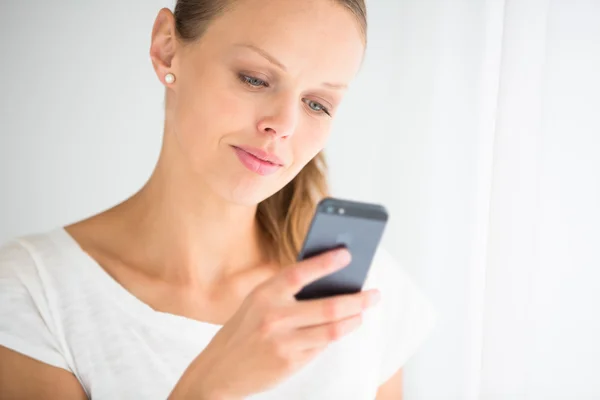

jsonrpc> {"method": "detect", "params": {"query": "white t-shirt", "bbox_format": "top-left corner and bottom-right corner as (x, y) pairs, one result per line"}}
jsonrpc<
(0, 228), (436, 399)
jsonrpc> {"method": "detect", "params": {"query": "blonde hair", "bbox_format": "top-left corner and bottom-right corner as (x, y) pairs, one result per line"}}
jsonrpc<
(173, 0), (367, 265)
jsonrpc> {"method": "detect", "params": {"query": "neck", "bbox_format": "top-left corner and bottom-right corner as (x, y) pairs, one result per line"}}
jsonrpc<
(102, 146), (273, 288)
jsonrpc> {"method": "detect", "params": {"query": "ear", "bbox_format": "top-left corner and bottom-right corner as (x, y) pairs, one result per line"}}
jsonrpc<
(150, 8), (179, 87)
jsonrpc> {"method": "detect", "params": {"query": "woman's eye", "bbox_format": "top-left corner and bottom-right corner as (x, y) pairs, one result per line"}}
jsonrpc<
(303, 99), (331, 116)
(239, 74), (331, 117)
(239, 74), (268, 88)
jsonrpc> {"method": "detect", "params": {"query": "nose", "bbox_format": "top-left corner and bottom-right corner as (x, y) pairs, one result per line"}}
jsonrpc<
(256, 96), (299, 139)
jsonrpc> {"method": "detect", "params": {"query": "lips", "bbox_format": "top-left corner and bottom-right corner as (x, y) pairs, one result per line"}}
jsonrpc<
(232, 145), (284, 176)
(233, 145), (284, 166)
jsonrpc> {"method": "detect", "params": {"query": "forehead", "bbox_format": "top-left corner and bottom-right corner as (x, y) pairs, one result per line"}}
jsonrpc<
(198, 0), (365, 84)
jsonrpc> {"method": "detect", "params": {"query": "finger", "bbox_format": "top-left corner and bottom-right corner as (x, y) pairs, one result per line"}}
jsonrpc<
(282, 289), (380, 328)
(293, 313), (364, 350)
(299, 344), (329, 366)
(267, 248), (352, 299)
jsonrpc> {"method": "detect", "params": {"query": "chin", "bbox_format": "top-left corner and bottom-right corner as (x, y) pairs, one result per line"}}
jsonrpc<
(213, 173), (291, 207)
(199, 148), (301, 207)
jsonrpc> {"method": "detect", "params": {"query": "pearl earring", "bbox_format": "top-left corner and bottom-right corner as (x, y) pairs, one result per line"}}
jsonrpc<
(165, 73), (176, 84)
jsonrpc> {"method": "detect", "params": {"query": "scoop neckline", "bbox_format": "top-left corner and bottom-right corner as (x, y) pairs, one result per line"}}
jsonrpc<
(52, 226), (224, 332)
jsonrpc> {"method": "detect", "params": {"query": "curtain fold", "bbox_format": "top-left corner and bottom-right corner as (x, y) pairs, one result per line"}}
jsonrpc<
(372, 0), (600, 398)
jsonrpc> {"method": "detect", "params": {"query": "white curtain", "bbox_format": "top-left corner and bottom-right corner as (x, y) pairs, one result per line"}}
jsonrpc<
(474, 1), (600, 398)
(332, 0), (600, 398)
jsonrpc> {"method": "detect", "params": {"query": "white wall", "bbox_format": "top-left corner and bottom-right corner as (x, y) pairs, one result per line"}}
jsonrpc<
(0, 1), (447, 397)
(2, 1), (599, 399)
(0, 1), (169, 240)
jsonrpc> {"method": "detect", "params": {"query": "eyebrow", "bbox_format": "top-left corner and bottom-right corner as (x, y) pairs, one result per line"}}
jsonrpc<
(233, 43), (348, 90)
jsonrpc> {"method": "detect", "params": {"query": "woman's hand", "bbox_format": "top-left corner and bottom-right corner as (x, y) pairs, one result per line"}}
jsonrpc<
(168, 248), (380, 399)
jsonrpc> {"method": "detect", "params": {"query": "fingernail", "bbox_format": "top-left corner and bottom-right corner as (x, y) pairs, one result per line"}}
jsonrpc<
(337, 249), (351, 265)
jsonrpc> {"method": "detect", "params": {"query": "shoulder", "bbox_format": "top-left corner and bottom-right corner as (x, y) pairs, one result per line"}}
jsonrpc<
(0, 228), (76, 327)
(0, 229), (67, 290)
(0, 229), (76, 373)
(0, 236), (37, 280)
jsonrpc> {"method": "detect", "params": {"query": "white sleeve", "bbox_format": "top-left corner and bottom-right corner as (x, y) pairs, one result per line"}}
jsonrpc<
(374, 248), (437, 385)
(0, 239), (71, 371)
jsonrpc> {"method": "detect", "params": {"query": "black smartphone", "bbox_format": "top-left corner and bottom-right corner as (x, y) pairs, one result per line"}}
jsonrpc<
(294, 197), (388, 301)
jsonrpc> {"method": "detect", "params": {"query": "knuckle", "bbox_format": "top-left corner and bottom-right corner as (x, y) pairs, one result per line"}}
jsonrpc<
(328, 322), (345, 341)
(280, 356), (296, 371)
(285, 267), (304, 288)
(323, 298), (342, 321)
(272, 340), (289, 360)
(258, 311), (280, 336)
(357, 293), (369, 311)
(327, 315), (362, 342)
(271, 341), (296, 370)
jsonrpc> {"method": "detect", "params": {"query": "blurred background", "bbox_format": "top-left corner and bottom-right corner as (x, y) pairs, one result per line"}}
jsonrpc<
(1, 0), (599, 399)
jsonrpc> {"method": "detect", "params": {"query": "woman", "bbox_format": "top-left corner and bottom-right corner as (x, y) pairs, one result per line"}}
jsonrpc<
(0, 0), (436, 398)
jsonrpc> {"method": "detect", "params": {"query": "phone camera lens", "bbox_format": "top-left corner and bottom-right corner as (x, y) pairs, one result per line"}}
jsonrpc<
(327, 206), (334, 213)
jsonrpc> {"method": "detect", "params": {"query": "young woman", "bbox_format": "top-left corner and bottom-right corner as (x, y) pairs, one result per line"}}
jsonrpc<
(0, 0), (436, 398)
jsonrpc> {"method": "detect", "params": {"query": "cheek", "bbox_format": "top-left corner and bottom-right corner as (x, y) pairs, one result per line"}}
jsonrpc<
(175, 83), (250, 151)
(215, 91), (251, 125)
(291, 125), (330, 166)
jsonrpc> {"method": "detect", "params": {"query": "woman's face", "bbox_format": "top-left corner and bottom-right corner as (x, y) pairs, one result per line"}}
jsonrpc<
(161, 0), (365, 205)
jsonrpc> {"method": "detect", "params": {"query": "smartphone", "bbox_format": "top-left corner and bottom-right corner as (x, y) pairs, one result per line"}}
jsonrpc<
(294, 197), (388, 301)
